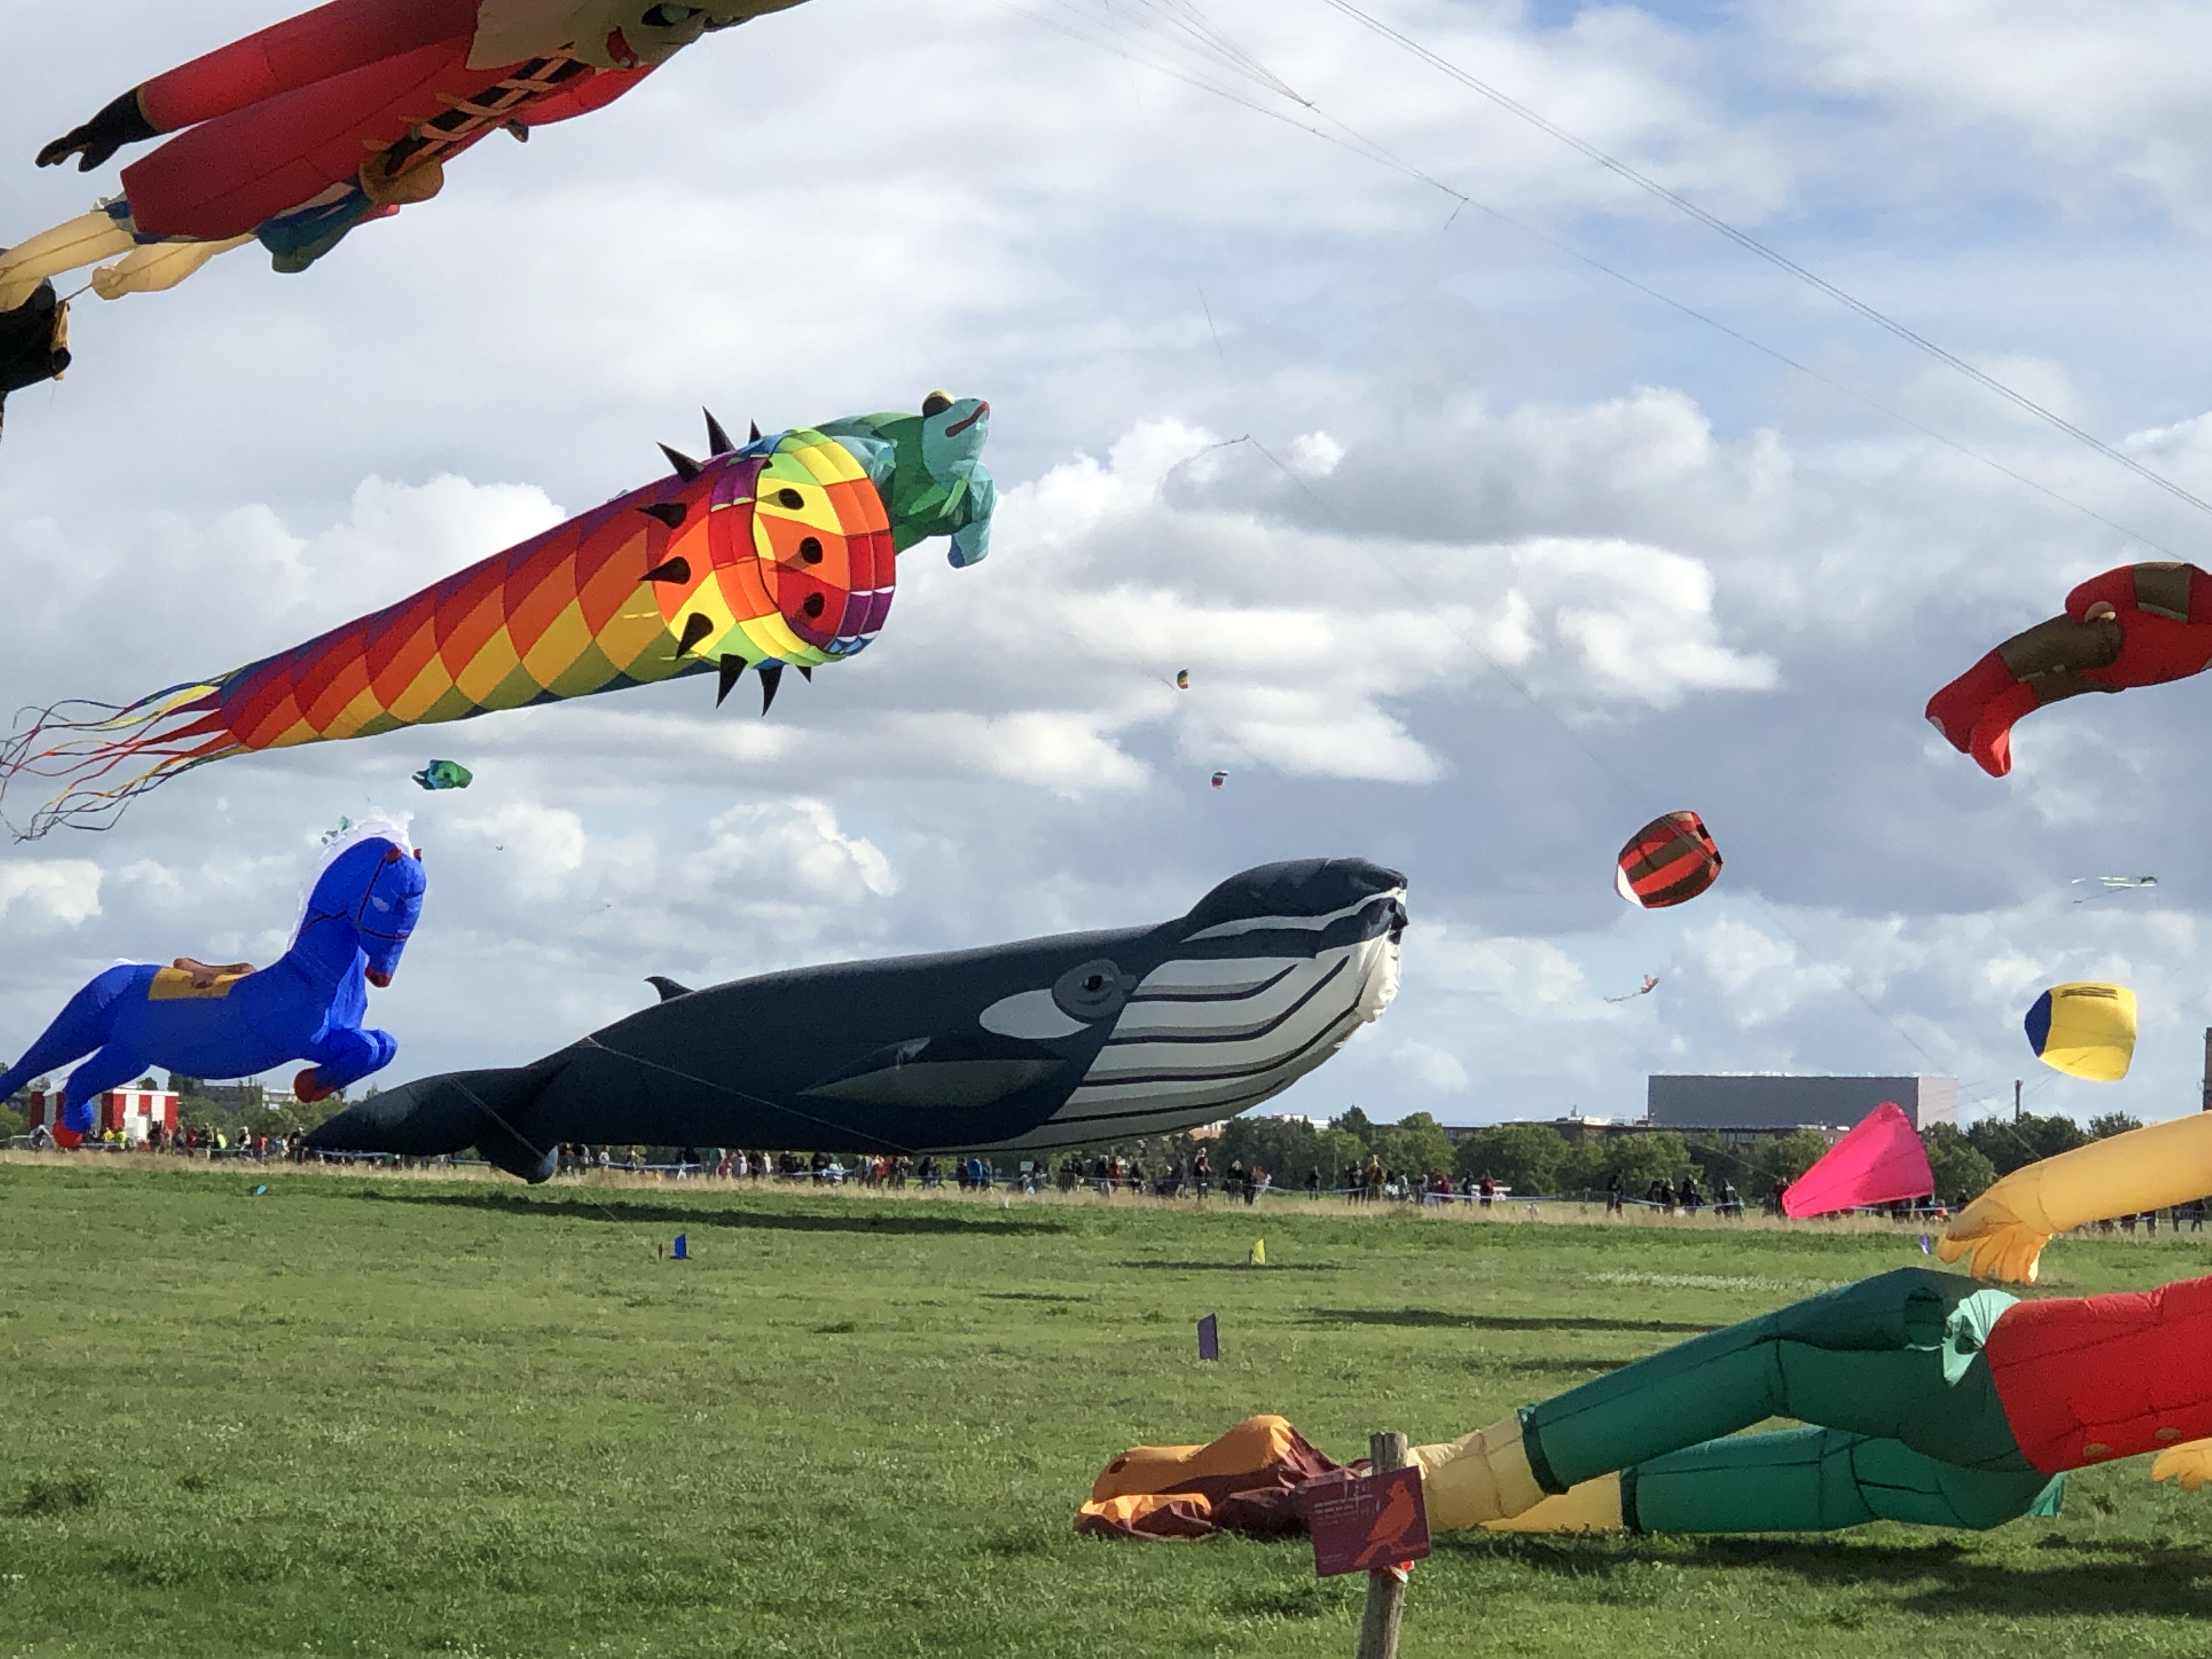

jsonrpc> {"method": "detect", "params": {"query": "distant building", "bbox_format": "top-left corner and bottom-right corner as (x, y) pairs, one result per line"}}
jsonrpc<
(1647, 1075), (1957, 1133)
(24, 1081), (178, 1143)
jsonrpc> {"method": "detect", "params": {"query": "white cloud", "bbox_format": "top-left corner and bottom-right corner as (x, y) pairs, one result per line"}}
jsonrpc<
(0, 861), (101, 931)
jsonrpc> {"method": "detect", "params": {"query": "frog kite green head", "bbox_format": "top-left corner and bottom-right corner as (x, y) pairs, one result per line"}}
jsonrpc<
(820, 392), (997, 568)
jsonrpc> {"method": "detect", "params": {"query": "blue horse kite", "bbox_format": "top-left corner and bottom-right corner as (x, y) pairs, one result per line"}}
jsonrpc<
(0, 821), (426, 1146)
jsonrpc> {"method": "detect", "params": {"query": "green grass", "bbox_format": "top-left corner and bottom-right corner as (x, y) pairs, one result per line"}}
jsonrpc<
(7, 1157), (2212, 1657)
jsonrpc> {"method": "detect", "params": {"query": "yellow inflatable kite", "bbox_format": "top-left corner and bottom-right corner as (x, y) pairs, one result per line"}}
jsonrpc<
(2025, 982), (2136, 1081)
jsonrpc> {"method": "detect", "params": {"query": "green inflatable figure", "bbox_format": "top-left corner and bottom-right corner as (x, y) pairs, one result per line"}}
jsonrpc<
(821, 392), (995, 568)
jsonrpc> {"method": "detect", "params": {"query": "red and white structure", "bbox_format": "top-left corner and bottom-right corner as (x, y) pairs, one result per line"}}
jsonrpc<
(21, 1083), (179, 1144)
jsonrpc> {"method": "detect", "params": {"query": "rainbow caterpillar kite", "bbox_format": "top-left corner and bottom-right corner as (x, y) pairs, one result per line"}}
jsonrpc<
(0, 394), (994, 838)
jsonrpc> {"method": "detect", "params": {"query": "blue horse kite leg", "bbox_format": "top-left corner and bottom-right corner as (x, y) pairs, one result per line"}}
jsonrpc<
(298, 1024), (400, 1103)
(0, 964), (157, 1135)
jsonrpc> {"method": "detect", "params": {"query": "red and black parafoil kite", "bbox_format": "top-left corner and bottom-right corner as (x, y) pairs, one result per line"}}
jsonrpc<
(1615, 810), (1722, 909)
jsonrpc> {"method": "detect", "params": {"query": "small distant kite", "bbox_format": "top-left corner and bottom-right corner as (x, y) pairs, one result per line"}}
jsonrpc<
(2025, 982), (2137, 1082)
(1615, 811), (1722, 910)
(2072, 874), (2158, 905)
(1605, 975), (1660, 1003)
(1176, 670), (1191, 690)
(1927, 562), (2212, 777)
(413, 759), (473, 792)
(1211, 771), (1229, 789)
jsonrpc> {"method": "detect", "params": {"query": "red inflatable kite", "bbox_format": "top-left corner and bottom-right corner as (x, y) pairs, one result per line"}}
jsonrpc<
(1926, 562), (2212, 777)
(0, 2), (810, 428)
(1782, 1103), (1934, 1218)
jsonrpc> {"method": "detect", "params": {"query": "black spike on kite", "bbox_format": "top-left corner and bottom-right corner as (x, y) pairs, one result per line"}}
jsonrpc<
(659, 443), (703, 483)
(797, 664), (813, 682)
(749, 420), (763, 442)
(637, 501), (687, 529)
(641, 555), (692, 585)
(676, 612), (715, 656)
(704, 409), (736, 456)
(758, 663), (785, 715)
(715, 654), (747, 708)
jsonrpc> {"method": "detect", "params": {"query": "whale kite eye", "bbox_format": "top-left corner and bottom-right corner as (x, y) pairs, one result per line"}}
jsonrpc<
(799, 537), (823, 565)
(776, 488), (805, 510)
(803, 593), (826, 619)
(1052, 957), (1130, 1022)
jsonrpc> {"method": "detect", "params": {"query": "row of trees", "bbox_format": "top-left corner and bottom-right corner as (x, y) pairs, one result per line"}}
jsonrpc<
(1202, 1107), (2154, 1207)
(1206, 1109), (1718, 1198)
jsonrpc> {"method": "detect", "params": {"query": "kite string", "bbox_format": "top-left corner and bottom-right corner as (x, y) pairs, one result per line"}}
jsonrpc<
(575, 1037), (924, 1158)
(1215, 435), (1969, 1080)
(1011, 0), (2189, 561)
(1313, 0), (2212, 527)
(1019, 0), (2177, 1095)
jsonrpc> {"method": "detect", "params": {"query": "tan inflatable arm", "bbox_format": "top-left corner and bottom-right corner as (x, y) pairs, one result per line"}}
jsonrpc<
(1939, 1114), (2212, 1283)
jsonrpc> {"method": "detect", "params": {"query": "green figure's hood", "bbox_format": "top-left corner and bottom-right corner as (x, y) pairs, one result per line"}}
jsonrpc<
(819, 393), (996, 568)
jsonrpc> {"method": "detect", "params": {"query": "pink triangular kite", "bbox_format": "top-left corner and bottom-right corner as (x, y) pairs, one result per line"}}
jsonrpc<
(1781, 1102), (1934, 1217)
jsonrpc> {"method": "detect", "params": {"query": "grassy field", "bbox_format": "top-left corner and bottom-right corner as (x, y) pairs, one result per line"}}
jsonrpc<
(7, 1156), (2212, 1658)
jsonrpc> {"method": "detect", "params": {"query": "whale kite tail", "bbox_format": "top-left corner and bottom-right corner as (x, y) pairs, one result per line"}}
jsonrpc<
(306, 1062), (564, 1183)
(0, 683), (235, 838)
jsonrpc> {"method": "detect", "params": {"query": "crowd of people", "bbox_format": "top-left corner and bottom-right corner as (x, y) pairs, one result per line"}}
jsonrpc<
(12, 1128), (1555, 1205)
(22, 1120), (319, 1162)
(1622, 1174), (1749, 1216)
(28, 1127), (2208, 1232)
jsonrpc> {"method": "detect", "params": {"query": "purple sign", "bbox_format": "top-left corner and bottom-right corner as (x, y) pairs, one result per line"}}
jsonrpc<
(1310, 1465), (1430, 1578)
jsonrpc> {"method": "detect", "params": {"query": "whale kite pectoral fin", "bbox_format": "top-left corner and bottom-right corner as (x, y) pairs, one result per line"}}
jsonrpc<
(646, 975), (695, 1002)
(802, 1031), (1065, 1110)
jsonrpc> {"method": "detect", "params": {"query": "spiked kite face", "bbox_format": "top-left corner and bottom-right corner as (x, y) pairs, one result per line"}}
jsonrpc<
(0, 402), (979, 838)
(650, 428), (896, 674)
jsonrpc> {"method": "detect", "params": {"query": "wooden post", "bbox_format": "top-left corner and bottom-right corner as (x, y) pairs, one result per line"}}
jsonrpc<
(1356, 1431), (1408, 1659)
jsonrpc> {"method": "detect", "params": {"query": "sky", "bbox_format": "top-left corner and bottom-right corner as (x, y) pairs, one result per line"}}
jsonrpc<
(7, 0), (2212, 1132)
